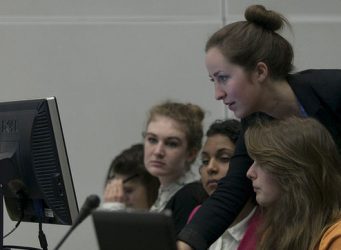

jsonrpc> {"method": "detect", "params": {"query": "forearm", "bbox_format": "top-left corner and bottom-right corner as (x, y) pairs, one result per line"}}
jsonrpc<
(177, 240), (194, 250)
(178, 177), (253, 249)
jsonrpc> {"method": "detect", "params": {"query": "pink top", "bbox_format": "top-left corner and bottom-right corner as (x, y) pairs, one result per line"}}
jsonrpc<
(237, 208), (261, 250)
(187, 205), (201, 224)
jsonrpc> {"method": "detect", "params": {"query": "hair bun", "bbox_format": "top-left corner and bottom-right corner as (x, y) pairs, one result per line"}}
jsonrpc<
(245, 5), (285, 31)
(186, 103), (205, 122)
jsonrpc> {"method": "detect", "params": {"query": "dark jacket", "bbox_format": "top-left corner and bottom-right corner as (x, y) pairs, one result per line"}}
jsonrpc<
(178, 69), (341, 250)
(166, 181), (208, 235)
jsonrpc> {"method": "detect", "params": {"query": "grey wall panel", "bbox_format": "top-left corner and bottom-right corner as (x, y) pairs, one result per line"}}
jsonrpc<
(226, 0), (341, 16)
(289, 22), (341, 70)
(0, 0), (221, 17)
(0, 21), (223, 249)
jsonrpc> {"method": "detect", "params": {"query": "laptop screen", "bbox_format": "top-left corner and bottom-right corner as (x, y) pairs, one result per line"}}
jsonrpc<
(92, 209), (177, 250)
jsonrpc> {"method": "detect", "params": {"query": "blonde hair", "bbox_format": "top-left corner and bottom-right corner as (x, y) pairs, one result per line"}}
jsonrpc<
(147, 101), (205, 151)
(245, 116), (341, 250)
(145, 101), (205, 164)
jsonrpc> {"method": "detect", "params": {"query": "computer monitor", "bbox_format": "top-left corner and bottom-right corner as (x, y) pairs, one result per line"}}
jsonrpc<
(0, 97), (79, 244)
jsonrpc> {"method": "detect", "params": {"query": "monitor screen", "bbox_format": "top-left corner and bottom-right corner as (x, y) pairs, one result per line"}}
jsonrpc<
(0, 97), (78, 226)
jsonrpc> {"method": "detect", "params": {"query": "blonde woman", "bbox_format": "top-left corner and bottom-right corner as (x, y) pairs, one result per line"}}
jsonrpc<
(143, 101), (208, 234)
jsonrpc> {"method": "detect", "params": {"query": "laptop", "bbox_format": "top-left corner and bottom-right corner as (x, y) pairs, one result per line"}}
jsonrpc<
(92, 209), (177, 250)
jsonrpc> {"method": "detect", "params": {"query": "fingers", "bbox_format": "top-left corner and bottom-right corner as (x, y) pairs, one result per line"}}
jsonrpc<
(103, 178), (125, 203)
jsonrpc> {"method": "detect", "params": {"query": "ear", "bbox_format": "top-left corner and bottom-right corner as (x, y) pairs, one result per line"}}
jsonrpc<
(254, 62), (269, 83)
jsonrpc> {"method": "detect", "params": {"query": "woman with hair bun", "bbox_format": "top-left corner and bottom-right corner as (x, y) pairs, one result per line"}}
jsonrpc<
(178, 4), (341, 250)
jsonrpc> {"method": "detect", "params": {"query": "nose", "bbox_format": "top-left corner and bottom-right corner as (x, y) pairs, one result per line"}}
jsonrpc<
(214, 82), (226, 101)
(246, 162), (256, 180)
(153, 142), (165, 157)
(206, 159), (218, 175)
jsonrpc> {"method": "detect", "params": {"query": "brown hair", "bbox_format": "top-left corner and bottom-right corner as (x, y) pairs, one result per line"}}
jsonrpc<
(206, 5), (293, 80)
(245, 117), (341, 250)
(145, 101), (205, 164)
(106, 143), (160, 207)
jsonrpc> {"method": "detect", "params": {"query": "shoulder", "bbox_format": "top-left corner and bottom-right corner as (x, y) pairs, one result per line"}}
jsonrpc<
(289, 69), (341, 83)
(165, 182), (207, 233)
(288, 69), (341, 118)
(318, 219), (341, 250)
(288, 69), (341, 98)
(187, 205), (202, 223)
(169, 181), (208, 204)
(175, 182), (208, 199)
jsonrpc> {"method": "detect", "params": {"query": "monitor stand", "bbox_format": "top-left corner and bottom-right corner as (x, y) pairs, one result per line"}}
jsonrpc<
(0, 189), (42, 250)
(1, 188), (9, 250)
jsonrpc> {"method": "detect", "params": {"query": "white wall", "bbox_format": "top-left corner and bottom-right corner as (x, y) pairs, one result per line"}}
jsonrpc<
(1, 0), (341, 249)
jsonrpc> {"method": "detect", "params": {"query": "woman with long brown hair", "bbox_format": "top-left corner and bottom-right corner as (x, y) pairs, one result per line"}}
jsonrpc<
(245, 117), (341, 249)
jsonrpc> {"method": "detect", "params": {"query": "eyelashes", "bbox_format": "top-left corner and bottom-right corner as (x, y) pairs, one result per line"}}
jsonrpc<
(209, 74), (230, 84)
